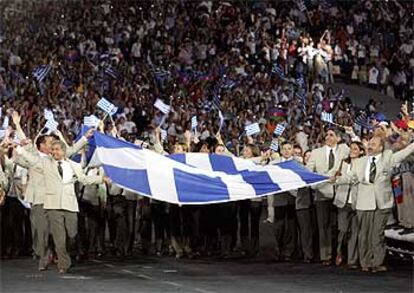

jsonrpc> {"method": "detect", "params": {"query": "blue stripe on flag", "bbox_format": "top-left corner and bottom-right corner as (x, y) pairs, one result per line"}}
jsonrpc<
(208, 154), (239, 175)
(239, 170), (281, 196)
(277, 160), (327, 184)
(103, 165), (152, 196)
(170, 154), (186, 165)
(173, 168), (230, 202)
(94, 132), (141, 150)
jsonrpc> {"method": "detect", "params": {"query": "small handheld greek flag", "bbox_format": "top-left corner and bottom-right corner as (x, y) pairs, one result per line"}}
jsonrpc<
(0, 129), (6, 139)
(272, 64), (285, 79)
(154, 99), (171, 114)
(297, 0), (307, 12)
(2, 116), (9, 129)
(218, 110), (225, 132)
(321, 111), (334, 124)
(45, 118), (58, 132)
(44, 109), (54, 121)
(84, 115), (100, 128)
(97, 97), (118, 116)
(270, 140), (279, 152)
(160, 129), (167, 141)
(245, 123), (260, 136)
(191, 116), (198, 130)
(274, 123), (286, 136)
(32, 65), (52, 82)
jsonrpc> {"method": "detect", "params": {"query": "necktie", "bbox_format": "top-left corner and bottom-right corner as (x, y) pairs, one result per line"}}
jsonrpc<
(369, 157), (376, 183)
(57, 161), (63, 179)
(328, 149), (335, 170)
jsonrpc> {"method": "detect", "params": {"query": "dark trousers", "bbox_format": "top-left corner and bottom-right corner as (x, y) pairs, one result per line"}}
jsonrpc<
(107, 195), (128, 255)
(239, 200), (262, 254)
(83, 202), (106, 254)
(4, 197), (25, 256)
(315, 200), (337, 261)
(296, 208), (314, 261)
(125, 199), (137, 254)
(151, 202), (168, 252)
(201, 205), (219, 253)
(219, 202), (237, 254)
(138, 198), (152, 253)
(273, 204), (297, 259)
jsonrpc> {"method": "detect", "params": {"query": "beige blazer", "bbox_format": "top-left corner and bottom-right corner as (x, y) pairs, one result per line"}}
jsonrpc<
(333, 161), (358, 209)
(307, 144), (349, 201)
(16, 147), (103, 212)
(350, 142), (414, 211)
(14, 138), (88, 205)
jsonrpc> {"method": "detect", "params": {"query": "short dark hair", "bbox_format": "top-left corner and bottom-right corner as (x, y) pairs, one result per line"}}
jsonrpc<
(36, 135), (49, 150)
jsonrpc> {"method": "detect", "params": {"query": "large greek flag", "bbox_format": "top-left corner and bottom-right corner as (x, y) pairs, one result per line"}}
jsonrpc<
(92, 132), (327, 205)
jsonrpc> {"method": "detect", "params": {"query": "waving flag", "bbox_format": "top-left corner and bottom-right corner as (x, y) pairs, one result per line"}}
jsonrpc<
(321, 111), (334, 124)
(45, 118), (58, 132)
(104, 65), (120, 79)
(273, 123), (286, 136)
(84, 115), (100, 128)
(271, 63), (285, 79)
(154, 99), (171, 114)
(91, 132), (327, 205)
(191, 116), (198, 130)
(270, 140), (279, 152)
(297, 0), (307, 12)
(97, 97), (118, 116)
(245, 123), (260, 136)
(32, 65), (52, 82)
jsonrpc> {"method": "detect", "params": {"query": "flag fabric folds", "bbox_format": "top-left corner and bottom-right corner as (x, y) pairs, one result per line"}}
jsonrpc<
(92, 132), (328, 205)
(154, 99), (171, 114)
(32, 65), (52, 82)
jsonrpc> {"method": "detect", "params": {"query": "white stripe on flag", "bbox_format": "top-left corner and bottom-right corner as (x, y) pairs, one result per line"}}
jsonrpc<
(245, 123), (260, 136)
(154, 99), (171, 114)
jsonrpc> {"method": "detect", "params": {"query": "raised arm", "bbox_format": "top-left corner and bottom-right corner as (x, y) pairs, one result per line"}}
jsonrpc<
(391, 142), (414, 166)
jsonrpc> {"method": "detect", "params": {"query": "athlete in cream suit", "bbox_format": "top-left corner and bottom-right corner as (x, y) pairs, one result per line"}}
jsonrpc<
(345, 137), (414, 272)
(307, 128), (349, 265)
(16, 140), (109, 273)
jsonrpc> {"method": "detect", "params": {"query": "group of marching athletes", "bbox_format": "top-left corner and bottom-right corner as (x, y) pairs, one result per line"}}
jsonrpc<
(1, 111), (414, 275)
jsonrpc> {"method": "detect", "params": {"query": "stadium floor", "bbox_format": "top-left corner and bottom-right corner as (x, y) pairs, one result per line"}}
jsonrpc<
(1, 253), (412, 293)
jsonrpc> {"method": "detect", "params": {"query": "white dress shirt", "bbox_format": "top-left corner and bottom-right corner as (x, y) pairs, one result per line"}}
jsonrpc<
(57, 160), (75, 184)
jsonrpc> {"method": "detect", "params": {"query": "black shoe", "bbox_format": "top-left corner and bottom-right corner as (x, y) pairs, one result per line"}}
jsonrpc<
(398, 228), (414, 235)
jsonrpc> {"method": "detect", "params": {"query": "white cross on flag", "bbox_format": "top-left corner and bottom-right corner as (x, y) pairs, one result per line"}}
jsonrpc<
(273, 123), (286, 136)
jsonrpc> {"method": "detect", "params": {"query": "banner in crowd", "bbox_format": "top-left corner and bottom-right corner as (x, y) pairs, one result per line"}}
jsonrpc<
(91, 132), (327, 205)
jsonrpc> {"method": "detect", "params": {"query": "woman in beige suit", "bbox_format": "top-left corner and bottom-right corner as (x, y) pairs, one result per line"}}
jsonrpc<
(333, 141), (365, 269)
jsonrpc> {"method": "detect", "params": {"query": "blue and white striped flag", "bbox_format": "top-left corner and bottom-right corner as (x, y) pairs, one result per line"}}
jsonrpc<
(97, 97), (118, 116)
(296, 76), (306, 88)
(84, 115), (100, 128)
(44, 109), (54, 121)
(321, 111), (334, 124)
(32, 65), (52, 82)
(270, 140), (279, 152)
(273, 123), (286, 136)
(104, 65), (120, 79)
(45, 118), (58, 132)
(191, 116), (198, 130)
(245, 123), (260, 136)
(91, 132), (328, 205)
(272, 64), (285, 79)
(297, 0), (307, 12)
(2, 116), (9, 129)
(160, 129), (168, 142)
(154, 99), (171, 114)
